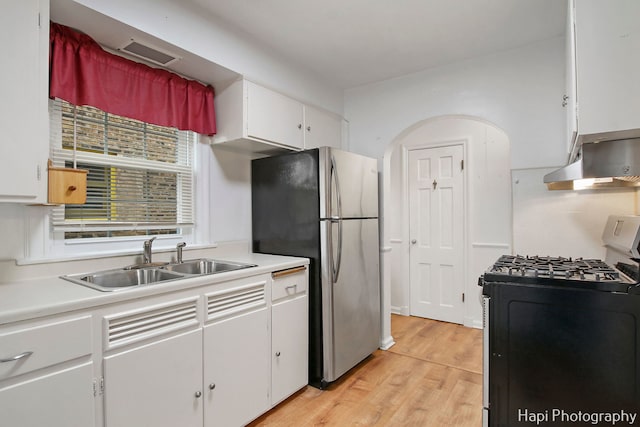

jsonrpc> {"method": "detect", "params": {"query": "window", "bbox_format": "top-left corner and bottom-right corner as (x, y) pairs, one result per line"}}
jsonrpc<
(49, 99), (195, 240)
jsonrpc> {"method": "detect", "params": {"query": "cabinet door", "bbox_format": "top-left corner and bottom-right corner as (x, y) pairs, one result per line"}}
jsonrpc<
(575, 0), (640, 137)
(272, 295), (308, 405)
(0, 0), (47, 202)
(0, 362), (95, 427)
(203, 307), (270, 427)
(565, 0), (577, 154)
(246, 82), (304, 149)
(103, 329), (203, 427)
(304, 106), (342, 149)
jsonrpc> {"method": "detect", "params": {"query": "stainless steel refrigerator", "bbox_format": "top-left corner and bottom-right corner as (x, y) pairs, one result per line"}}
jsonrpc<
(252, 147), (380, 389)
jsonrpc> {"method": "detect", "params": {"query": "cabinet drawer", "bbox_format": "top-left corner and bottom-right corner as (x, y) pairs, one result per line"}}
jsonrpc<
(0, 315), (92, 380)
(271, 266), (307, 301)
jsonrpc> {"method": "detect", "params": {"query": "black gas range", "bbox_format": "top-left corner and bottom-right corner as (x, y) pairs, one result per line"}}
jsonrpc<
(480, 216), (640, 427)
(483, 254), (639, 293)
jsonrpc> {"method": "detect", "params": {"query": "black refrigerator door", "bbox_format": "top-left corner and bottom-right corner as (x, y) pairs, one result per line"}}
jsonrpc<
(252, 149), (320, 257)
(251, 149), (325, 386)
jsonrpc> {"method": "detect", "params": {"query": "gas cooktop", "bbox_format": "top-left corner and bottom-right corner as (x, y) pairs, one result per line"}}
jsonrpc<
(483, 254), (638, 293)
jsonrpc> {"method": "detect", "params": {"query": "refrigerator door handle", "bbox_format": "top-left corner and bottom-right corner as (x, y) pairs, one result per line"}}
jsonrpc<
(333, 218), (343, 283)
(330, 155), (343, 283)
(331, 154), (343, 219)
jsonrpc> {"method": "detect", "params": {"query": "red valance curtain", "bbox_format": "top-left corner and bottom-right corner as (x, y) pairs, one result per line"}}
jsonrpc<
(49, 22), (216, 135)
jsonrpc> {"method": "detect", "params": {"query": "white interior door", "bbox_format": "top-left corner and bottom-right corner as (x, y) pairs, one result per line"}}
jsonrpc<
(409, 145), (464, 323)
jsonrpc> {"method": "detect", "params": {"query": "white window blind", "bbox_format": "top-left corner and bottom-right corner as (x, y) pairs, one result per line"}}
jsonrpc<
(49, 99), (195, 238)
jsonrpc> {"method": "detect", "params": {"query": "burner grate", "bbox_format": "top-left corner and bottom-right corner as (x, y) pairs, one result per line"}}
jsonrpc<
(488, 255), (625, 283)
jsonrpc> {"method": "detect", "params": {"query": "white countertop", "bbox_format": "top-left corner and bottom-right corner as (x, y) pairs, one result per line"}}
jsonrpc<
(0, 251), (308, 326)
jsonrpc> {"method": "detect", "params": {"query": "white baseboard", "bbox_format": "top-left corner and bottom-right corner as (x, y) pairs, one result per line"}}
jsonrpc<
(380, 335), (396, 350)
(391, 305), (409, 316)
(465, 318), (483, 329)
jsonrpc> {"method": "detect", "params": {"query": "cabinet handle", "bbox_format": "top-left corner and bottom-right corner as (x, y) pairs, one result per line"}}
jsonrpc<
(0, 351), (33, 363)
(209, 383), (216, 390)
(271, 266), (306, 279)
(195, 391), (202, 398)
(275, 351), (281, 357)
(306, 126), (311, 132)
(297, 124), (302, 129)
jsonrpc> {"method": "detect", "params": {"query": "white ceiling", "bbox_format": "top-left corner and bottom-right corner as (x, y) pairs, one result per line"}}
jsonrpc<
(187, 0), (567, 89)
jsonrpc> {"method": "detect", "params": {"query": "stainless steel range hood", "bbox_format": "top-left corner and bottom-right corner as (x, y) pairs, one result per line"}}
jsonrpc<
(544, 138), (640, 190)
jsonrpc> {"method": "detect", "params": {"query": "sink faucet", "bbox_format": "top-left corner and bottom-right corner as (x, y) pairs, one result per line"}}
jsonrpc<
(143, 236), (157, 264)
(176, 242), (186, 263)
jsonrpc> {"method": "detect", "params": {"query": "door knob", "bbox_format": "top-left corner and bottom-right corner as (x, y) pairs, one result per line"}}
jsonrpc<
(411, 239), (417, 244)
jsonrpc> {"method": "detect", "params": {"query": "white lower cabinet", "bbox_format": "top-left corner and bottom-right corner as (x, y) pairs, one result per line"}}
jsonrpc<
(203, 308), (270, 426)
(271, 294), (308, 405)
(99, 273), (281, 427)
(0, 362), (95, 427)
(2, 265), (308, 427)
(0, 314), (95, 427)
(270, 267), (309, 406)
(103, 329), (203, 427)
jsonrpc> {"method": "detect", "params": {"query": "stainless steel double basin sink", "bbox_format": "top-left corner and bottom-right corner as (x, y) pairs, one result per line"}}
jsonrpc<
(61, 259), (256, 292)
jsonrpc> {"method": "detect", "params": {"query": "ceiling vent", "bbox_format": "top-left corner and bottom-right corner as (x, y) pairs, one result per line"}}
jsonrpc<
(118, 39), (180, 66)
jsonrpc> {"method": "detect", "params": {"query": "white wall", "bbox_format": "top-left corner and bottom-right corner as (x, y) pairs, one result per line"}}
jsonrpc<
(382, 116), (511, 329)
(513, 168), (637, 259)
(0, 0), (346, 262)
(344, 37), (567, 169)
(70, 0), (343, 114)
(345, 36), (638, 326)
(344, 35), (637, 260)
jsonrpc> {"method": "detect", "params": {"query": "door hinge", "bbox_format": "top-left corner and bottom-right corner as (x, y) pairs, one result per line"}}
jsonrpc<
(93, 377), (105, 397)
(461, 160), (464, 171)
(462, 292), (465, 302)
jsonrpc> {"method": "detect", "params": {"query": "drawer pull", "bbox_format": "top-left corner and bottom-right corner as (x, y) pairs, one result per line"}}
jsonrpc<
(285, 285), (297, 292)
(0, 351), (33, 363)
(271, 266), (306, 279)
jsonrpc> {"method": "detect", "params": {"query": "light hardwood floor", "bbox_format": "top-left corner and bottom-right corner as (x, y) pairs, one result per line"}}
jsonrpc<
(248, 314), (483, 427)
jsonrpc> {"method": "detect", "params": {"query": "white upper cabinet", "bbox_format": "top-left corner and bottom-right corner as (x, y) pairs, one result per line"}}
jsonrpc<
(212, 78), (343, 154)
(247, 82), (305, 150)
(564, 0), (578, 154)
(0, 0), (48, 203)
(303, 105), (342, 149)
(568, 0), (640, 153)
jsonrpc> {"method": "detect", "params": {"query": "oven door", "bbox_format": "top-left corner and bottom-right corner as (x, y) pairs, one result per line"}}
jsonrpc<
(487, 280), (640, 425)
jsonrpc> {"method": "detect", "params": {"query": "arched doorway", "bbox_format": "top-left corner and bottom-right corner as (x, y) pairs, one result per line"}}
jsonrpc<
(380, 116), (511, 346)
